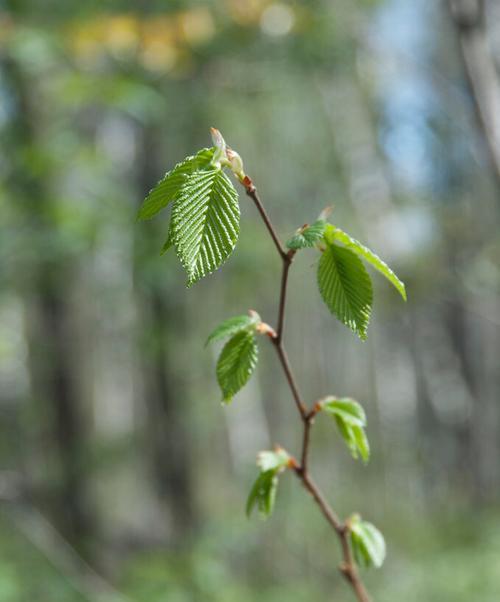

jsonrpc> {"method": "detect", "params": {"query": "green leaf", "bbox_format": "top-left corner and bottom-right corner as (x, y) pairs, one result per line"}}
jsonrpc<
(160, 221), (175, 255)
(216, 331), (258, 403)
(286, 220), (326, 250)
(206, 313), (260, 346)
(257, 448), (290, 472)
(322, 398), (370, 462)
(317, 243), (373, 340)
(351, 424), (370, 462)
(333, 417), (370, 463)
(349, 517), (386, 569)
(325, 225), (406, 301)
(321, 397), (366, 427)
(246, 470), (278, 519)
(137, 147), (215, 221)
(171, 167), (240, 286)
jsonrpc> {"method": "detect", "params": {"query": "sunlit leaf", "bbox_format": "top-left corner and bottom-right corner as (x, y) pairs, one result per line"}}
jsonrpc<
(325, 224), (406, 301)
(171, 167), (240, 286)
(137, 147), (215, 221)
(317, 243), (373, 340)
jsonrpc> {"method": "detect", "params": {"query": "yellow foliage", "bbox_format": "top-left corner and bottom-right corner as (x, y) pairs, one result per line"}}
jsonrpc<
(177, 8), (215, 46)
(225, 0), (269, 26)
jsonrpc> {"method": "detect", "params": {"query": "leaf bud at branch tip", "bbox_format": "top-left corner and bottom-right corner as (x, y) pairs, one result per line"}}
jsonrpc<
(318, 205), (334, 221)
(210, 126), (227, 168)
(210, 128), (248, 182)
(210, 127), (226, 153)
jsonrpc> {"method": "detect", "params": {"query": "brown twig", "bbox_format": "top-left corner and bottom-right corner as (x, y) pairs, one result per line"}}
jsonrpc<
(244, 179), (372, 602)
(244, 181), (288, 260)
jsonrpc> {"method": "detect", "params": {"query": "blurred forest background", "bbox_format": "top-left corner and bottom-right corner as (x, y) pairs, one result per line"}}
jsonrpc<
(1, 0), (500, 600)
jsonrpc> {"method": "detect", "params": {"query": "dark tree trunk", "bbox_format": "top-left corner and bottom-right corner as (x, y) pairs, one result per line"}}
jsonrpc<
(2, 54), (93, 551)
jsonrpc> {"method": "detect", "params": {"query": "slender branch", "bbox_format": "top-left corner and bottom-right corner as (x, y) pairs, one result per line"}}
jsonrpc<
(245, 184), (288, 260)
(274, 342), (308, 419)
(297, 473), (371, 601)
(300, 472), (342, 531)
(301, 417), (313, 472)
(276, 251), (294, 343)
(243, 177), (372, 602)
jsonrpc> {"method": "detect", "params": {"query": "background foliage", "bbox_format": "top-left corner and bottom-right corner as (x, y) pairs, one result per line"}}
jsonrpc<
(1, 0), (500, 600)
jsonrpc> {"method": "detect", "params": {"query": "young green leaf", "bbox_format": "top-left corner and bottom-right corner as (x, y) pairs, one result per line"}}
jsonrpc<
(333, 417), (370, 463)
(286, 220), (326, 250)
(320, 398), (370, 462)
(349, 516), (386, 569)
(317, 243), (373, 340)
(138, 147), (215, 221)
(246, 447), (289, 519)
(246, 470), (278, 519)
(351, 424), (370, 463)
(171, 167), (240, 286)
(257, 448), (290, 472)
(325, 225), (406, 301)
(206, 312), (260, 346)
(321, 397), (366, 427)
(216, 331), (258, 403)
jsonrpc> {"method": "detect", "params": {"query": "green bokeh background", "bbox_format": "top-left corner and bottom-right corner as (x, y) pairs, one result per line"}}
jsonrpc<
(1, 0), (500, 600)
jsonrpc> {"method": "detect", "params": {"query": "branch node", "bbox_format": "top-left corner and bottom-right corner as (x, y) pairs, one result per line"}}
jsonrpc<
(242, 175), (255, 194)
(339, 561), (354, 582)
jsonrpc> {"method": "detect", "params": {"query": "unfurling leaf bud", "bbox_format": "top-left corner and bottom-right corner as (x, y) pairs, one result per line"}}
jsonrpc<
(257, 446), (290, 473)
(226, 147), (246, 181)
(318, 205), (334, 221)
(210, 127), (227, 167)
(210, 127), (226, 153)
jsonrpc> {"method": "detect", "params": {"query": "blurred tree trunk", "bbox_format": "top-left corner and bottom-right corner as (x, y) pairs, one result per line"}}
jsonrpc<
(447, 0), (500, 189)
(447, 0), (500, 499)
(1, 54), (93, 551)
(134, 127), (196, 542)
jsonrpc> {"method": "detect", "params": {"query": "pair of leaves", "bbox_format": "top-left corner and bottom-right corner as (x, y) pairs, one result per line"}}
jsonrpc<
(207, 313), (261, 403)
(138, 147), (240, 286)
(321, 397), (370, 462)
(349, 515), (386, 569)
(246, 448), (290, 519)
(317, 224), (406, 340)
